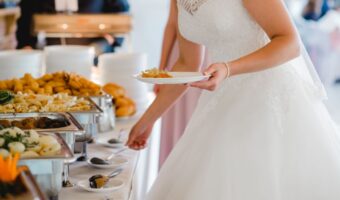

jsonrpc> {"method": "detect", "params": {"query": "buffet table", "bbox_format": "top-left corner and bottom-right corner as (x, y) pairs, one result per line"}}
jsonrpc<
(0, 64), (156, 200)
(59, 116), (140, 200)
(58, 91), (157, 200)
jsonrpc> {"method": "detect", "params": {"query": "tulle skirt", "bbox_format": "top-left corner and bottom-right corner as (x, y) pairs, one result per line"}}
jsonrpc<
(147, 63), (340, 200)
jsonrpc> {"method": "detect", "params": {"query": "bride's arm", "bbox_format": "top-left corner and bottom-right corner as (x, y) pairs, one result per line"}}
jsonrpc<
(230, 0), (300, 75)
(127, 0), (205, 150)
(191, 0), (300, 90)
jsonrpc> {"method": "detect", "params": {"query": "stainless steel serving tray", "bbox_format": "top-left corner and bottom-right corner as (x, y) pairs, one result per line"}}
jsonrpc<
(0, 112), (84, 133)
(0, 96), (102, 115)
(18, 133), (74, 198)
(90, 94), (116, 132)
(68, 97), (103, 114)
(20, 132), (74, 160)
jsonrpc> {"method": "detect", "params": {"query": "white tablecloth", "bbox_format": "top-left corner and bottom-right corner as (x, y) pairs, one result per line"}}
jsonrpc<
(59, 91), (160, 200)
(59, 118), (141, 200)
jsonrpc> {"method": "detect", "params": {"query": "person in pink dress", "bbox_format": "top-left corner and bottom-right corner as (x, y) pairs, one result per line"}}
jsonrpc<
(155, 1), (208, 168)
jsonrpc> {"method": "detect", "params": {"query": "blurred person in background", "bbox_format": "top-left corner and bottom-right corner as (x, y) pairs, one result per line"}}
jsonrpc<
(155, 1), (208, 169)
(317, 0), (340, 83)
(299, 0), (340, 85)
(16, 0), (129, 62)
(303, 0), (331, 21)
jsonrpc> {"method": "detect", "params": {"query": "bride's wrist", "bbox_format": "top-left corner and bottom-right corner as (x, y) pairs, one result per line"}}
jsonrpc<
(222, 62), (235, 79)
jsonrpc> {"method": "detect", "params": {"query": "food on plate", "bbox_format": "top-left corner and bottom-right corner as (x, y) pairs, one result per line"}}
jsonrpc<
(0, 90), (14, 105)
(0, 72), (102, 96)
(89, 174), (109, 188)
(103, 83), (136, 117)
(108, 138), (122, 144)
(0, 117), (70, 130)
(140, 68), (173, 78)
(0, 93), (91, 113)
(0, 127), (61, 158)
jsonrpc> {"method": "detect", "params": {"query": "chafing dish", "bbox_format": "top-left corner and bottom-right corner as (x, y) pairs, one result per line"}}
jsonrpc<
(90, 94), (115, 133)
(68, 97), (103, 161)
(69, 97), (103, 136)
(0, 96), (102, 160)
(18, 132), (73, 199)
(0, 112), (84, 153)
(0, 112), (85, 188)
(0, 112), (84, 133)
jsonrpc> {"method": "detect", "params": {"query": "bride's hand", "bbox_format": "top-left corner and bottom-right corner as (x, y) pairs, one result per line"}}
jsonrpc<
(190, 63), (229, 91)
(126, 122), (154, 150)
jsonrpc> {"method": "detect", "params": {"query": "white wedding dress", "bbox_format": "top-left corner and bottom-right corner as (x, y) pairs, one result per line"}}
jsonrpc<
(147, 0), (340, 199)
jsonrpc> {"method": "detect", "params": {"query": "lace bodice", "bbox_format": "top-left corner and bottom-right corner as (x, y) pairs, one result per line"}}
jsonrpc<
(177, 0), (269, 63)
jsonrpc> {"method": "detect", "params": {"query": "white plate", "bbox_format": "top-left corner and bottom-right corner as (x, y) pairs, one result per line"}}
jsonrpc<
(87, 157), (128, 169)
(96, 138), (125, 148)
(133, 72), (210, 84)
(77, 179), (124, 193)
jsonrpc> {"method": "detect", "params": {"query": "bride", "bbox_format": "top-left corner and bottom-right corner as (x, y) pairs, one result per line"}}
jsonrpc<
(127, 0), (340, 199)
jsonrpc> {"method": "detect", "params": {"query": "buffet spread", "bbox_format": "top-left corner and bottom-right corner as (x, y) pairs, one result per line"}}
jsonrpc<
(0, 72), (137, 199)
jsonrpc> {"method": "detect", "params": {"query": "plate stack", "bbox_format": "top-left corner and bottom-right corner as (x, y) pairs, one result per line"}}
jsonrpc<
(0, 50), (44, 79)
(45, 45), (95, 79)
(98, 53), (149, 107)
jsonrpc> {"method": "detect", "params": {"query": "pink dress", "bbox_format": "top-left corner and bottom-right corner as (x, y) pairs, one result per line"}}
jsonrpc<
(159, 42), (207, 168)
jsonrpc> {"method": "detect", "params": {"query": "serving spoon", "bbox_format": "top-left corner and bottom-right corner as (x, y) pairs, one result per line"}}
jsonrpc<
(107, 129), (125, 144)
(89, 168), (123, 188)
(90, 148), (128, 165)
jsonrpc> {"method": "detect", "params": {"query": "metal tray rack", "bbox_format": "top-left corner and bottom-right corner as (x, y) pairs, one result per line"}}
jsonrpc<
(18, 132), (74, 199)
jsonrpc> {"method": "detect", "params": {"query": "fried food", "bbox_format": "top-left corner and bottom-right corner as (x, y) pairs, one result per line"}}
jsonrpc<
(116, 104), (136, 117)
(141, 68), (173, 78)
(102, 83), (126, 99)
(0, 120), (11, 127)
(103, 83), (136, 117)
(0, 72), (103, 96)
(0, 117), (70, 130)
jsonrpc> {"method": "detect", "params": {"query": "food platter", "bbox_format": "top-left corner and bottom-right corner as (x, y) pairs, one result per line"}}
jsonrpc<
(0, 93), (99, 114)
(133, 72), (210, 84)
(77, 179), (124, 193)
(17, 133), (74, 198)
(0, 112), (84, 133)
(16, 132), (74, 160)
(68, 97), (103, 114)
